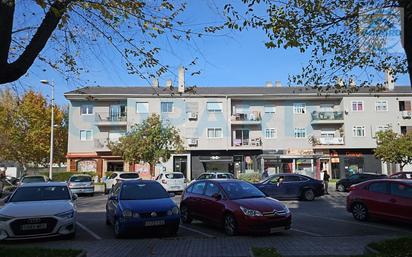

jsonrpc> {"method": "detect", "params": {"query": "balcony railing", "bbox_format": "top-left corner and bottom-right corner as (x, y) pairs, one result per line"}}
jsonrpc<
(232, 138), (262, 147)
(318, 137), (344, 145)
(95, 112), (127, 126)
(231, 112), (262, 125)
(311, 111), (344, 124)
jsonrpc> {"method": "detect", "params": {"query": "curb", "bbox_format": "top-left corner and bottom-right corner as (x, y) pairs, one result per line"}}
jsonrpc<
(76, 250), (87, 257)
(364, 245), (380, 255)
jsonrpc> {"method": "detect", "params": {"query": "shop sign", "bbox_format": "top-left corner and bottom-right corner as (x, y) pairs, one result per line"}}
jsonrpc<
(345, 152), (363, 157)
(288, 149), (314, 156)
(331, 158), (340, 163)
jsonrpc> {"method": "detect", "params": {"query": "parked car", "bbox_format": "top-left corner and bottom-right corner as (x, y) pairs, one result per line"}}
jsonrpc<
(104, 172), (140, 194)
(155, 172), (187, 193)
(347, 179), (412, 223)
(180, 179), (291, 235)
(0, 182), (77, 240)
(254, 173), (324, 201)
(68, 174), (94, 196)
(389, 172), (412, 180)
(194, 172), (235, 181)
(18, 175), (50, 185)
(105, 180), (180, 238)
(336, 173), (387, 192)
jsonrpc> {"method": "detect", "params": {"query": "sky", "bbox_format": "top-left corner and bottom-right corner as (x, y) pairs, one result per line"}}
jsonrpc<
(6, 1), (411, 106)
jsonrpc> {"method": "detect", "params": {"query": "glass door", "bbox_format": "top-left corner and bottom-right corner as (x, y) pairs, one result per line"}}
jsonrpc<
(235, 129), (249, 146)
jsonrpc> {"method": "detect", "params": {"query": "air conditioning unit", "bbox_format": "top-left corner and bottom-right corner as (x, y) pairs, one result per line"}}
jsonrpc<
(187, 112), (198, 120)
(187, 138), (198, 146)
(402, 111), (412, 119)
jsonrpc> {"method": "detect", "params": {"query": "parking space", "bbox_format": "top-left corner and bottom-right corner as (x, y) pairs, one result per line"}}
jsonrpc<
(73, 191), (412, 242)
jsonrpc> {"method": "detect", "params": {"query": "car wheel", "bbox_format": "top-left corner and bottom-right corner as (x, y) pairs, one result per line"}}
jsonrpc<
(114, 219), (124, 238)
(337, 184), (345, 192)
(352, 203), (368, 221)
(180, 205), (192, 224)
(224, 214), (237, 236)
(105, 213), (111, 226)
(302, 189), (315, 201)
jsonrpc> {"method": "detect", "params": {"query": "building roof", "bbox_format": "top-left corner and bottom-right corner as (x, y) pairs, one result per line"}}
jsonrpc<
(64, 85), (412, 99)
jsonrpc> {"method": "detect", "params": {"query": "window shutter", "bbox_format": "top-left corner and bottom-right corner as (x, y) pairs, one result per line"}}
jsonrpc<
(405, 101), (411, 111)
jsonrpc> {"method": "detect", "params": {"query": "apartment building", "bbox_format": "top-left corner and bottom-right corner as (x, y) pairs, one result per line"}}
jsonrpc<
(64, 80), (412, 180)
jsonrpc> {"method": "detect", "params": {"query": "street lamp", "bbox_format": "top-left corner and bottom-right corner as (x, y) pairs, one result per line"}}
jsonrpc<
(41, 80), (55, 180)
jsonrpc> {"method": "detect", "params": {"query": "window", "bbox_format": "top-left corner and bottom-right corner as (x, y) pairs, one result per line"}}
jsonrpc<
(161, 102), (173, 113)
(368, 182), (388, 193)
(265, 128), (277, 139)
(375, 100), (388, 111)
(399, 100), (411, 111)
(294, 128), (306, 138)
(351, 101), (364, 111)
(235, 105), (249, 114)
(207, 128), (223, 138)
(352, 126), (365, 137)
(284, 175), (301, 182)
(207, 102), (223, 112)
(390, 183), (412, 198)
(192, 182), (206, 194)
(204, 182), (220, 197)
(80, 130), (93, 141)
(293, 103), (306, 114)
(375, 125), (390, 135)
(80, 105), (93, 115)
(136, 102), (149, 113)
(264, 105), (276, 113)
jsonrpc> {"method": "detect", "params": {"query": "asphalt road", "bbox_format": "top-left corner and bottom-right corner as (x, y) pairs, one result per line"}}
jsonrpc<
(72, 190), (412, 241)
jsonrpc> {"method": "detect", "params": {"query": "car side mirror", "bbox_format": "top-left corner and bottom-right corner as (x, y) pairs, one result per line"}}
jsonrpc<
(212, 193), (222, 201)
(72, 194), (78, 201)
(109, 195), (118, 201)
(169, 192), (176, 198)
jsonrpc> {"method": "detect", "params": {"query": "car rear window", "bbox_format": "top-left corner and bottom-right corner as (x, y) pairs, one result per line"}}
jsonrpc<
(70, 176), (92, 182)
(22, 176), (46, 183)
(217, 173), (233, 179)
(119, 173), (139, 179)
(120, 182), (168, 200)
(165, 173), (184, 179)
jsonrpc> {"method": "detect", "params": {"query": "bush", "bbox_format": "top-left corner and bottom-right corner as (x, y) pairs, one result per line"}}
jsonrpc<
(252, 247), (281, 257)
(40, 172), (97, 182)
(368, 237), (412, 257)
(238, 172), (262, 183)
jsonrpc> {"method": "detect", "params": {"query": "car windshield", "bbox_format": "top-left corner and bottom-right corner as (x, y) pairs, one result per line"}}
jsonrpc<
(165, 173), (184, 179)
(10, 186), (70, 202)
(120, 183), (169, 200)
(70, 176), (91, 182)
(220, 181), (265, 200)
(119, 173), (139, 179)
(22, 176), (45, 183)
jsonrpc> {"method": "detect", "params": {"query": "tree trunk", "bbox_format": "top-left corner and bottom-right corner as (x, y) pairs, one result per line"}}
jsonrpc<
(401, 1), (412, 86)
(149, 162), (155, 177)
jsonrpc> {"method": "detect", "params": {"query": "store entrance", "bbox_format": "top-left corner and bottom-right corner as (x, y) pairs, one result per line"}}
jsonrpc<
(173, 156), (188, 177)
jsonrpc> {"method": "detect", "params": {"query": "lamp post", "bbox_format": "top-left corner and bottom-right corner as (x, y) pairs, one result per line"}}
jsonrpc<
(41, 80), (55, 180)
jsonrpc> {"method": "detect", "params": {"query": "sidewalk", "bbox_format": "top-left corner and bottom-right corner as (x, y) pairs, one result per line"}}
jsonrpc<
(11, 234), (397, 257)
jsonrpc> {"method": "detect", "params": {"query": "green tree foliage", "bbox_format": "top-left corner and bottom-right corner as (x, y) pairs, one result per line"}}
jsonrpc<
(0, 0), (203, 85)
(374, 130), (412, 171)
(0, 89), (67, 169)
(216, 0), (412, 91)
(108, 114), (184, 176)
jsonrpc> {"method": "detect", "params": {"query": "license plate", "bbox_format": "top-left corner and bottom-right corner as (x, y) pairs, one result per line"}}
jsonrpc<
(144, 220), (165, 227)
(270, 227), (284, 233)
(171, 186), (180, 189)
(21, 223), (47, 231)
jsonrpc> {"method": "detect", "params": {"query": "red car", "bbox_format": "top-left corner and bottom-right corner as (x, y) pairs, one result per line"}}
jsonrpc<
(347, 179), (412, 223)
(180, 179), (291, 235)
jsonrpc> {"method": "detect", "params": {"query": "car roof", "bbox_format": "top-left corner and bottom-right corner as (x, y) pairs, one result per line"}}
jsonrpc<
(121, 179), (156, 184)
(364, 179), (412, 184)
(20, 182), (67, 187)
(23, 175), (46, 178)
(70, 174), (92, 177)
(203, 172), (231, 174)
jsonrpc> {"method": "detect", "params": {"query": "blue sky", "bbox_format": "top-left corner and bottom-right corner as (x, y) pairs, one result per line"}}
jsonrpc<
(7, 1), (411, 105)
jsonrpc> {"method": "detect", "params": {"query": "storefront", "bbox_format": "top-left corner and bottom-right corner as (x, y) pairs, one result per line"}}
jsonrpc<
(329, 149), (382, 178)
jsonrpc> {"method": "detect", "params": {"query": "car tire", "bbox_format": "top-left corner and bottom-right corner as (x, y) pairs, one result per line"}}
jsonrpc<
(105, 213), (111, 226)
(302, 189), (315, 201)
(114, 219), (125, 238)
(337, 184), (345, 192)
(104, 186), (109, 195)
(180, 205), (192, 224)
(224, 213), (237, 236)
(352, 202), (368, 221)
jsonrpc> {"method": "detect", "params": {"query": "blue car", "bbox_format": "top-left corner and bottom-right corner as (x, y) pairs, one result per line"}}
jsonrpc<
(105, 180), (180, 238)
(254, 173), (325, 201)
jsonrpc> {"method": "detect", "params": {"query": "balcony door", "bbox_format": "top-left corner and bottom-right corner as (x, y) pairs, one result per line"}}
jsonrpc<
(234, 129), (249, 146)
(110, 105), (126, 121)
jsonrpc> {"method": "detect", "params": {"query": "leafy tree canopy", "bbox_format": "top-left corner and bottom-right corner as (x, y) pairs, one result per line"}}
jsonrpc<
(374, 130), (412, 171)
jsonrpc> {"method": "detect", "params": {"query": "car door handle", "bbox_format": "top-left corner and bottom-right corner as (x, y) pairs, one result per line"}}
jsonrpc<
(389, 198), (396, 203)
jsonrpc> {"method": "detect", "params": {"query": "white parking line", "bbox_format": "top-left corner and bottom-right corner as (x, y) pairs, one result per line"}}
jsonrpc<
(180, 225), (215, 238)
(296, 213), (412, 233)
(76, 221), (102, 240)
(290, 228), (322, 237)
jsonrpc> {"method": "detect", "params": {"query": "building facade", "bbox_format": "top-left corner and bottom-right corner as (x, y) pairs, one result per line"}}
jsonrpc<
(64, 84), (412, 180)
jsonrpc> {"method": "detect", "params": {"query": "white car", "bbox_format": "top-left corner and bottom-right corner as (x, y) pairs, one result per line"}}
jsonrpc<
(155, 172), (187, 192)
(104, 172), (140, 194)
(0, 182), (77, 240)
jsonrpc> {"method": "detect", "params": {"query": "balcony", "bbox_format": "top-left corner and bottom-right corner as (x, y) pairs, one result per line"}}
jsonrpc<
(401, 110), (412, 119)
(316, 137), (344, 145)
(230, 112), (262, 125)
(311, 111), (344, 124)
(95, 112), (127, 127)
(232, 137), (262, 149)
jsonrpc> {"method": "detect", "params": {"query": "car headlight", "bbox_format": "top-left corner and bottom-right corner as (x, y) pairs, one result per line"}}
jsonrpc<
(167, 206), (179, 216)
(284, 205), (290, 214)
(55, 210), (74, 219)
(0, 215), (13, 222)
(240, 206), (263, 217)
(122, 209), (133, 218)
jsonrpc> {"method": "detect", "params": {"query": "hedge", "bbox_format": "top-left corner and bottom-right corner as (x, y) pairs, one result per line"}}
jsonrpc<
(40, 172), (97, 182)
(238, 172), (262, 183)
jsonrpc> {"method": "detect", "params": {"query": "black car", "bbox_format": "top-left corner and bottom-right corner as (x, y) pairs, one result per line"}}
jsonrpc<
(254, 173), (324, 201)
(335, 173), (387, 192)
